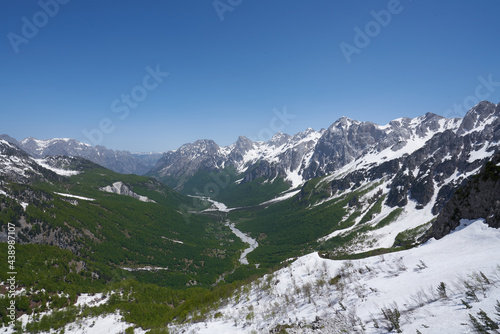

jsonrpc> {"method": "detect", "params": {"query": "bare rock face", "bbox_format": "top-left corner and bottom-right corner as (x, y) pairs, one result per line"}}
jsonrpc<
(100, 181), (156, 203)
(423, 153), (500, 241)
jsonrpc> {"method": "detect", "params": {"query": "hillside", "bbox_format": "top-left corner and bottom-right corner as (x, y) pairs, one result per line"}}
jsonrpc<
(170, 219), (500, 333)
(1, 101), (500, 333)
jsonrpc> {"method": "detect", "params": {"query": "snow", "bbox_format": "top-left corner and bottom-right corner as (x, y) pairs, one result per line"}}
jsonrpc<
(121, 266), (169, 272)
(75, 293), (109, 308)
(60, 312), (147, 334)
(4, 312), (148, 334)
(225, 221), (258, 265)
(467, 144), (492, 163)
(21, 137), (91, 152)
(260, 189), (301, 206)
(0, 139), (13, 148)
(54, 192), (95, 201)
(201, 197), (232, 212)
(0, 297), (147, 334)
(285, 170), (303, 188)
(234, 129), (324, 176)
(170, 219), (500, 333)
(162, 236), (184, 244)
(34, 158), (80, 176)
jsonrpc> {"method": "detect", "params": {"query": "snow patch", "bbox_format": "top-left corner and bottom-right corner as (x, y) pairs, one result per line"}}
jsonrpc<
(54, 192), (95, 201)
(260, 189), (300, 206)
(34, 158), (80, 176)
(75, 293), (109, 308)
(121, 266), (169, 272)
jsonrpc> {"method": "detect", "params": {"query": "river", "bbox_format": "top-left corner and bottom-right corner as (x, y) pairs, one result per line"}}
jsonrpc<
(200, 196), (259, 265)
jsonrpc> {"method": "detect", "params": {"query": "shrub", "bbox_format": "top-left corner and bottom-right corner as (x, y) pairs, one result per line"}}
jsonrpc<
(436, 282), (447, 299)
(381, 306), (402, 333)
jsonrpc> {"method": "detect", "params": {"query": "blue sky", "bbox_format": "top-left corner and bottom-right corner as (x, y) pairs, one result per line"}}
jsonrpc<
(1, 0), (500, 152)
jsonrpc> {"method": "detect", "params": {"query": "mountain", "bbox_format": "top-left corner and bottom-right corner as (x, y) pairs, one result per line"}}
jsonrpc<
(148, 128), (323, 190)
(0, 138), (61, 184)
(0, 136), (162, 175)
(424, 151), (500, 240)
(2, 101), (500, 333)
(0, 140), (245, 288)
(149, 101), (499, 207)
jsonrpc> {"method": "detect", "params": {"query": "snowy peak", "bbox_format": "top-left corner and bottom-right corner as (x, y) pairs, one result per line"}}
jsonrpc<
(267, 132), (291, 147)
(150, 127), (325, 188)
(149, 101), (500, 191)
(20, 137), (90, 157)
(0, 140), (68, 184)
(458, 100), (499, 134)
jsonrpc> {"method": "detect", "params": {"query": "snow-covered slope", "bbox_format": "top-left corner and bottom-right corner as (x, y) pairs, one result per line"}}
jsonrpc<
(170, 219), (500, 333)
(0, 139), (63, 184)
(298, 101), (500, 253)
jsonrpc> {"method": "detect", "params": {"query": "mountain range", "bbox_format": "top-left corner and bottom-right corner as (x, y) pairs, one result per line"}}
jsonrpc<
(1, 100), (500, 333)
(5, 101), (498, 192)
(0, 135), (162, 175)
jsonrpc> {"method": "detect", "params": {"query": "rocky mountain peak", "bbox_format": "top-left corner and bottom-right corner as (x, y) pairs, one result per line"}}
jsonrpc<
(178, 139), (220, 155)
(268, 132), (291, 147)
(458, 100), (498, 134)
(234, 136), (254, 152)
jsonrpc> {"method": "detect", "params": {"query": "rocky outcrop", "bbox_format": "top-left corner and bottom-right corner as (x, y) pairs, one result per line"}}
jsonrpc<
(243, 160), (279, 183)
(100, 181), (156, 203)
(423, 153), (500, 241)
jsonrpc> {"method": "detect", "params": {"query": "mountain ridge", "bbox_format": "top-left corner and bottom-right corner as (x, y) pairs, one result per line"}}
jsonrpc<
(149, 101), (498, 194)
(0, 135), (162, 175)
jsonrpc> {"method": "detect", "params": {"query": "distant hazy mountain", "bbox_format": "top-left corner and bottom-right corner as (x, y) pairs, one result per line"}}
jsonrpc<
(0, 136), (162, 175)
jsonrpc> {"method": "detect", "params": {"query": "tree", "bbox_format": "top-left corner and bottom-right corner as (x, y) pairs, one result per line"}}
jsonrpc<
(437, 282), (447, 299)
(381, 306), (402, 333)
(469, 314), (487, 333)
(477, 309), (498, 330)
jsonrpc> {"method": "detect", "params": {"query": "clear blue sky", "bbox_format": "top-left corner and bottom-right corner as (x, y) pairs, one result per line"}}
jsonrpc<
(1, 0), (499, 152)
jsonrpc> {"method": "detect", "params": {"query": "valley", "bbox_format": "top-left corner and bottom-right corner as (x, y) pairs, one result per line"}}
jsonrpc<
(0, 101), (499, 333)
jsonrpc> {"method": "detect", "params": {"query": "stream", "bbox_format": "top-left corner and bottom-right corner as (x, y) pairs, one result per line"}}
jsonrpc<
(225, 221), (258, 265)
(199, 196), (259, 265)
